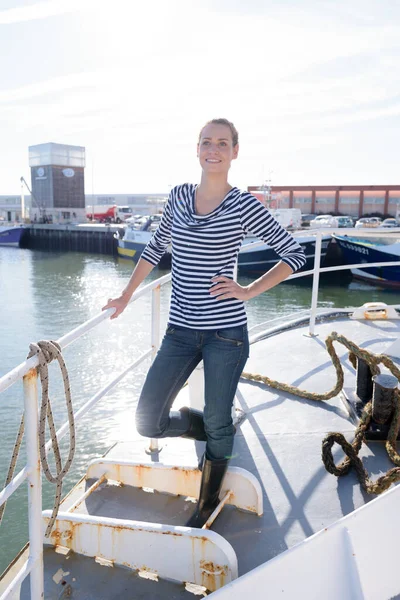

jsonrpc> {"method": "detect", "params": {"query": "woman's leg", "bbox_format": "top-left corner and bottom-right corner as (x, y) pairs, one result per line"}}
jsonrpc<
(135, 325), (202, 439)
(202, 325), (249, 460)
(186, 325), (249, 528)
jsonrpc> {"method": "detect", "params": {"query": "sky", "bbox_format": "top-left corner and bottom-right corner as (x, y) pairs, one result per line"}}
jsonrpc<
(1, 0), (400, 194)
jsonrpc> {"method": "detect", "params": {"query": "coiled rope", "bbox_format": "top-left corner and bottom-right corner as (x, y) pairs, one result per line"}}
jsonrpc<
(0, 341), (75, 537)
(242, 331), (400, 495)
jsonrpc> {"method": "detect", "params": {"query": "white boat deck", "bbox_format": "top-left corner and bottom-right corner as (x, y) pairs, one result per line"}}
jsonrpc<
(2, 313), (400, 599)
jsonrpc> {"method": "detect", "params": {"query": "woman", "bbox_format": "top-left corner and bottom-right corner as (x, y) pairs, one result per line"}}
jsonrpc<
(103, 118), (306, 528)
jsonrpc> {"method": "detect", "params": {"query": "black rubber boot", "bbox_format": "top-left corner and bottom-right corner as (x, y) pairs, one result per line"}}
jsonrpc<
(179, 407), (207, 441)
(186, 457), (229, 528)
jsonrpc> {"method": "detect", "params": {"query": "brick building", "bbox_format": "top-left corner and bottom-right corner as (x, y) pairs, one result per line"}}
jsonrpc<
(248, 185), (400, 217)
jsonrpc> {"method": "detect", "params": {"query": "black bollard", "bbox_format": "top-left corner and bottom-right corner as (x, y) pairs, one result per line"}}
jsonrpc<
(372, 374), (398, 424)
(356, 358), (373, 404)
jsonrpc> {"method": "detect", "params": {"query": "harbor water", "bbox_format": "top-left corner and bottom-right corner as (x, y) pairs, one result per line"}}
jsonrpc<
(0, 247), (396, 575)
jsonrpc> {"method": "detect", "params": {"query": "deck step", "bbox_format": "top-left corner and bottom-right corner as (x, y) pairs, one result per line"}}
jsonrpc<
(84, 459), (264, 515)
(42, 461), (263, 592)
(42, 511), (238, 592)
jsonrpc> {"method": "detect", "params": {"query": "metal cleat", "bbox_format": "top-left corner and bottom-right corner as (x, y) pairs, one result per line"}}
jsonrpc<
(350, 302), (400, 320)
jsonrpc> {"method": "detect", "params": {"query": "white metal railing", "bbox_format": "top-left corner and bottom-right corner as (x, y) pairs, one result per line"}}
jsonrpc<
(243, 229), (400, 335)
(0, 273), (170, 600)
(0, 231), (400, 598)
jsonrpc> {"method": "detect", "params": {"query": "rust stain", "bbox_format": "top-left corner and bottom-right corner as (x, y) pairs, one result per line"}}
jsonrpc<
(200, 560), (228, 592)
(135, 464), (153, 487)
(139, 565), (158, 574)
(171, 466), (193, 473)
(200, 560), (228, 575)
(108, 522), (131, 532)
(200, 561), (227, 592)
(51, 525), (75, 549)
(365, 311), (387, 320)
(24, 368), (38, 382)
(50, 529), (62, 546)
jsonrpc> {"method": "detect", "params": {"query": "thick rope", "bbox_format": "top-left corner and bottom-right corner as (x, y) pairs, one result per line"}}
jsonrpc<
(0, 414), (25, 525)
(242, 331), (400, 494)
(0, 341), (75, 537)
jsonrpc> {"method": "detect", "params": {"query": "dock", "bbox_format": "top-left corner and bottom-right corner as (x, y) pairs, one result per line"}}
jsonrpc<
(20, 224), (125, 255)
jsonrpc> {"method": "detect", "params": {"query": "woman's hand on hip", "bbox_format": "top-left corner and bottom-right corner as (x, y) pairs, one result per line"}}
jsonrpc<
(210, 276), (250, 301)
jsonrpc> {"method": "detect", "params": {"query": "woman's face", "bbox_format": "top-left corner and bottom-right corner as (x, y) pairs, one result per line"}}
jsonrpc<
(197, 123), (239, 174)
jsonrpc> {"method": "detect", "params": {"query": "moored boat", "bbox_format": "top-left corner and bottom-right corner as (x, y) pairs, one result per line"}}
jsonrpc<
(115, 216), (171, 267)
(333, 232), (400, 288)
(238, 231), (332, 274)
(0, 225), (25, 247)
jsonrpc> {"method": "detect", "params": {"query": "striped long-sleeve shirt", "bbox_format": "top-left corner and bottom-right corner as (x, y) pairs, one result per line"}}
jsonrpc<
(141, 183), (306, 329)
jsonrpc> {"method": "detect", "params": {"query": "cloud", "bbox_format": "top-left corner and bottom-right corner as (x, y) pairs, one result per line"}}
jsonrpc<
(0, 0), (96, 25)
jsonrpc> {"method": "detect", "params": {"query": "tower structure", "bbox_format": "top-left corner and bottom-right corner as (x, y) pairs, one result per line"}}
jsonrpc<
(29, 143), (85, 223)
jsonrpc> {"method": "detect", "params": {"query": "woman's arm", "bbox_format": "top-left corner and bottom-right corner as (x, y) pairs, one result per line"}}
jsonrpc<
(210, 193), (305, 301)
(102, 188), (176, 319)
(239, 193), (306, 273)
(102, 258), (155, 319)
(210, 261), (293, 301)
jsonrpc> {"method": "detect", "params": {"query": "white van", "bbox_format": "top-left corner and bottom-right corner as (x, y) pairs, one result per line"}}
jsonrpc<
(270, 208), (302, 230)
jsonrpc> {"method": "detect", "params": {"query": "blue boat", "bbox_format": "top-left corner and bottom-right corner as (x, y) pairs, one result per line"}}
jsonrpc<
(0, 225), (25, 247)
(238, 233), (332, 274)
(333, 233), (400, 288)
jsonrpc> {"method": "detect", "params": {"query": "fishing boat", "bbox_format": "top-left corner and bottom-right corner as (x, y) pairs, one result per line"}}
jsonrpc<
(0, 236), (400, 599)
(0, 225), (25, 247)
(115, 215), (171, 267)
(333, 231), (400, 288)
(238, 231), (332, 274)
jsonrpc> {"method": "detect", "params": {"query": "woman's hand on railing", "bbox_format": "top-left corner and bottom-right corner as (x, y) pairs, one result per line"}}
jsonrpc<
(102, 294), (130, 320)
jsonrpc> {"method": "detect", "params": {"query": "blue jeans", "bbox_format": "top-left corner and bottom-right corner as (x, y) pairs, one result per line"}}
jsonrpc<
(136, 324), (249, 460)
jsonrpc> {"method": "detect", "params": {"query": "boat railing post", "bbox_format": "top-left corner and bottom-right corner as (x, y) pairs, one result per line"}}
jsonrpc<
(148, 285), (161, 454)
(308, 230), (323, 336)
(232, 259), (239, 416)
(233, 259), (238, 282)
(23, 368), (44, 599)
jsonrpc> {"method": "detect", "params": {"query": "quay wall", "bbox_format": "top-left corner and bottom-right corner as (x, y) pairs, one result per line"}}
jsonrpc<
(20, 224), (123, 255)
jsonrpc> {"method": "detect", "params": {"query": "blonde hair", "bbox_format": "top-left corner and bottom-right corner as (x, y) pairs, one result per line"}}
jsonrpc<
(198, 118), (239, 146)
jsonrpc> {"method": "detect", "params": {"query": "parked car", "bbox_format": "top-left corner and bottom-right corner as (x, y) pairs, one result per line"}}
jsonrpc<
(355, 217), (382, 229)
(309, 214), (338, 228)
(300, 214), (317, 228)
(336, 216), (354, 228)
(381, 218), (400, 228)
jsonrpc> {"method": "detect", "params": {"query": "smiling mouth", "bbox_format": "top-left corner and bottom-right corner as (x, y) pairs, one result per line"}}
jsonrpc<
(206, 159), (221, 163)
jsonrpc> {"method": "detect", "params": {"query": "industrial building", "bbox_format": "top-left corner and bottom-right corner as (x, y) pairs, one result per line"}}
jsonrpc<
(2, 178), (399, 223)
(248, 185), (400, 217)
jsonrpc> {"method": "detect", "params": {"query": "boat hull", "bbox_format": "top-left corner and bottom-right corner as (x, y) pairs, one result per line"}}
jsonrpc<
(0, 225), (25, 247)
(117, 238), (171, 268)
(334, 235), (400, 288)
(238, 236), (331, 274)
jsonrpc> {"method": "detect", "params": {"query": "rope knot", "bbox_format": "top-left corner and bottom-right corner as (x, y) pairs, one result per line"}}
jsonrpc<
(23, 339), (75, 536)
(27, 340), (61, 366)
